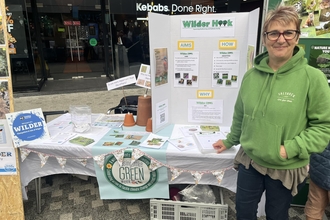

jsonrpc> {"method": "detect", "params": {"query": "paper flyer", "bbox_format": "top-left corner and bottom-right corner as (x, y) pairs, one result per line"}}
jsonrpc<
(69, 136), (95, 146)
(168, 136), (197, 151)
(139, 133), (169, 149)
(136, 64), (151, 89)
(0, 80), (10, 117)
(154, 48), (168, 86)
(92, 114), (124, 128)
(5, 108), (50, 147)
(0, 49), (9, 77)
(0, 146), (17, 175)
(0, 120), (12, 146)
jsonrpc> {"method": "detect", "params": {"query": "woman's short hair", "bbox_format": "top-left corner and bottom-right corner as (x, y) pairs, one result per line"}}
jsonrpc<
(263, 5), (301, 33)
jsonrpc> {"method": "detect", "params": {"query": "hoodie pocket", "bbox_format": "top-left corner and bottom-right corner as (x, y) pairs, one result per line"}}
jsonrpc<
(240, 114), (285, 166)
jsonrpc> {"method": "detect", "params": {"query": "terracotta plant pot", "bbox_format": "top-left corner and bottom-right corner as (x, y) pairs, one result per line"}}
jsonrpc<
(136, 95), (152, 126)
(145, 118), (152, 132)
(123, 113), (135, 126)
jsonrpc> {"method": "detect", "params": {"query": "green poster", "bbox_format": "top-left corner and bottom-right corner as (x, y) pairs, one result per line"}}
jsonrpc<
(309, 45), (330, 80)
(268, 0), (330, 38)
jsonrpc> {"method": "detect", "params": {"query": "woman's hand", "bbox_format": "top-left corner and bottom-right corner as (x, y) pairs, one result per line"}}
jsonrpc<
(212, 139), (227, 154)
(280, 145), (288, 159)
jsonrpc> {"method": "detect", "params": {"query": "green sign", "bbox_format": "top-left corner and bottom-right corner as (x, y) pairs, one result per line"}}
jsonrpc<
(89, 38), (97, 46)
(104, 151), (158, 192)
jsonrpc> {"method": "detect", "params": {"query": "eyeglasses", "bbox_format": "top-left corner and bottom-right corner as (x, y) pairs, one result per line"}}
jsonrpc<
(264, 30), (300, 41)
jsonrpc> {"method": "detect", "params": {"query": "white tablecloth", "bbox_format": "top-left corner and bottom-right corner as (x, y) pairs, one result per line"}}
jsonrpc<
(20, 113), (238, 200)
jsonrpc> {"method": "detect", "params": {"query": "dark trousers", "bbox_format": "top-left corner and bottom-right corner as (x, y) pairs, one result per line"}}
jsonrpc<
(236, 164), (305, 220)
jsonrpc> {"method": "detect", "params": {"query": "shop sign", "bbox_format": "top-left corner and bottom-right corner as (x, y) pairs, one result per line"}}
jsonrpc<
(89, 38), (97, 46)
(72, 21), (81, 26)
(136, 3), (216, 14)
(63, 20), (73, 26)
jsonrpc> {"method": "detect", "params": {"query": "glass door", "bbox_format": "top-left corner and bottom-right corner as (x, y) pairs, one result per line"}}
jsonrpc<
(27, 0), (112, 80)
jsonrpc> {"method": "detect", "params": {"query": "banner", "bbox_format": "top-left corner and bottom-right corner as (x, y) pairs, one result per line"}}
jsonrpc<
(92, 125), (173, 199)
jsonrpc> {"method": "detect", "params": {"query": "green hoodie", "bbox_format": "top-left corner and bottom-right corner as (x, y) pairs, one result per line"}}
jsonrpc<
(223, 46), (330, 169)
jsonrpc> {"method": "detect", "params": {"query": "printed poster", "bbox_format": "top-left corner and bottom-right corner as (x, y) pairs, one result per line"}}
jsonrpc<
(0, 80), (10, 117)
(308, 45), (330, 82)
(0, 48), (9, 76)
(282, 0), (330, 38)
(0, 119), (12, 146)
(0, 14), (4, 45)
(155, 99), (169, 130)
(136, 64), (151, 89)
(154, 48), (168, 86)
(173, 51), (199, 87)
(188, 99), (223, 123)
(212, 50), (240, 88)
(5, 108), (50, 147)
(0, 146), (17, 175)
(92, 127), (170, 199)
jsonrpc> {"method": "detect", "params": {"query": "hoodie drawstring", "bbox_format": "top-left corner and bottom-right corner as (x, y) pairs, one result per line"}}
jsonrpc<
(252, 74), (269, 119)
(262, 72), (277, 116)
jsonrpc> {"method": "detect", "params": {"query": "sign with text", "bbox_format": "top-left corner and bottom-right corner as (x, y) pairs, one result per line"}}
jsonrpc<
(106, 74), (137, 91)
(136, 64), (151, 89)
(181, 17), (235, 38)
(0, 147), (16, 175)
(5, 108), (50, 148)
(92, 127), (170, 199)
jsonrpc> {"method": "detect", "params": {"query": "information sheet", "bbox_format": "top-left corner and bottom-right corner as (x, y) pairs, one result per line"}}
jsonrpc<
(0, 147), (17, 175)
(212, 50), (240, 88)
(173, 51), (199, 87)
(155, 99), (169, 129)
(188, 99), (223, 123)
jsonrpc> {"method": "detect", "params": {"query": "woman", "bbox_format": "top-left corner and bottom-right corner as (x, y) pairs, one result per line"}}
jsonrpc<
(213, 5), (330, 220)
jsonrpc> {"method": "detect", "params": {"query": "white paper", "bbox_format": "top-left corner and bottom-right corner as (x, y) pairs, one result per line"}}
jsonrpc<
(188, 99), (223, 123)
(168, 136), (197, 151)
(179, 125), (202, 137)
(0, 120), (11, 146)
(136, 64), (151, 89)
(155, 99), (169, 129)
(43, 132), (77, 145)
(0, 147), (17, 175)
(139, 133), (169, 149)
(92, 114), (124, 128)
(173, 51), (199, 87)
(212, 50), (240, 88)
(106, 74), (137, 91)
(194, 132), (226, 150)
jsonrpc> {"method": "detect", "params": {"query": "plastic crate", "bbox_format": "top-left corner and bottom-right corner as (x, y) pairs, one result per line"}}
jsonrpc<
(150, 199), (228, 220)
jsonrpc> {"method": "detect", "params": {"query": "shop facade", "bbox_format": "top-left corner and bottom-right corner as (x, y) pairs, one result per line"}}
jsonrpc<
(5, 0), (263, 92)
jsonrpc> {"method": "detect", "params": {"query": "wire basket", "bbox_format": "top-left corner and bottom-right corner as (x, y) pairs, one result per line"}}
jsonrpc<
(150, 199), (228, 220)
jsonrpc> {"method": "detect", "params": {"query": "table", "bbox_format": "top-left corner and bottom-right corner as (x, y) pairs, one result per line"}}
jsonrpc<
(19, 113), (239, 213)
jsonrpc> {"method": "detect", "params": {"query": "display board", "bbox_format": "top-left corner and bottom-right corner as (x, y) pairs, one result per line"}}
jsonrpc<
(0, 0), (24, 218)
(148, 10), (260, 132)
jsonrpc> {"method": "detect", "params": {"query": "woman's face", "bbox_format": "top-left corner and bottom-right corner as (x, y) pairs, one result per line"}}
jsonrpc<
(263, 21), (299, 65)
